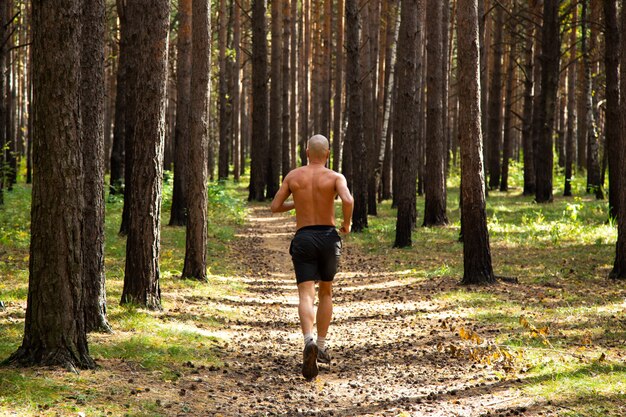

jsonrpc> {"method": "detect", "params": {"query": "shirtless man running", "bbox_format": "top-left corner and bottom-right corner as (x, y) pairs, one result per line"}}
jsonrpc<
(270, 134), (354, 380)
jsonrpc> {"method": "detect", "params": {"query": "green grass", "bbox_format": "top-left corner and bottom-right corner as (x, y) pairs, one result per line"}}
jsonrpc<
(0, 170), (248, 416)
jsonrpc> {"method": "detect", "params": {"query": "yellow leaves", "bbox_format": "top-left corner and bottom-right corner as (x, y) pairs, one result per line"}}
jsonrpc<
(519, 315), (553, 348)
(459, 327), (483, 344)
(444, 327), (520, 374)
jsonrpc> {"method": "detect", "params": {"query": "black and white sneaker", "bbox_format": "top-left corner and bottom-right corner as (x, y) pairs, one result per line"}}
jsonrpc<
(317, 347), (331, 364)
(302, 340), (319, 380)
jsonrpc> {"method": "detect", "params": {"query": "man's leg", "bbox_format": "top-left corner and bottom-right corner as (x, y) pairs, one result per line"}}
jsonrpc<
(297, 280), (318, 379)
(316, 281), (333, 338)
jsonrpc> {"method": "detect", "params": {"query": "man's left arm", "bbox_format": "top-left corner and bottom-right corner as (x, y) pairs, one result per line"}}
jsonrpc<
(270, 178), (295, 213)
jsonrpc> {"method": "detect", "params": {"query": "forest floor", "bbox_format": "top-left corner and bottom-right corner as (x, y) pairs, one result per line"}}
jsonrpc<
(1, 176), (625, 416)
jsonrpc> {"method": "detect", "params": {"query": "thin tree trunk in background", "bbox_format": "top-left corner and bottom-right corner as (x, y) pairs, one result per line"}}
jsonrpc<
(0, 1), (6, 204)
(267, 0), (282, 198)
(169, 0), (192, 226)
(564, 6), (577, 197)
(119, 0), (133, 235)
(289, 0), (297, 168)
(109, 3), (126, 196)
(604, 0), (620, 218)
(522, 3), (537, 196)
(556, 81), (566, 169)
(346, 0), (367, 231)
(7, 0), (95, 369)
(609, 3), (626, 279)
(218, 0), (230, 180)
(183, 0), (211, 281)
(441, 0), (450, 170)
(581, 0), (602, 199)
(458, 0), (495, 285)
(535, 0), (559, 203)
(82, 0), (111, 333)
(120, 0), (170, 309)
(393, 0), (420, 248)
(332, 0), (345, 172)
(500, 37), (514, 192)
(233, 0), (242, 181)
(321, 0), (331, 138)
(281, 0), (291, 178)
(487, 3), (504, 190)
(359, 0), (374, 216)
(249, 0), (269, 201)
(424, 0), (448, 226)
(298, 0), (309, 166)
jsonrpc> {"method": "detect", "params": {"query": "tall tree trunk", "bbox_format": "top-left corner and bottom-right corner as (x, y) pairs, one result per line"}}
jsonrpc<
(109, 2), (127, 196)
(393, 0), (420, 248)
(267, 0), (282, 198)
(487, 3), (504, 190)
(564, 6), (577, 198)
(233, 0), (242, 181)
(249, 0), (269, 201)
(82, 0), (111, 333)
(604, 0), (619, 218)
(521, 4), (535, 196)
(581, 0), (602, 199)
(500, 36), (515, 192)
(183, 0), (211, 281)
(321, 0), (331, 138)
(534, 0), (559, 203)
(289, 0), (297, 169)
(609, 3), (626, 279)
(120, 0), (170, 309)
(332, 0), (345, 172)
(169, 0), (192, 226)
(0, 0), (6, 204)
(7, 0), (95, 369)
(346, 0), (367, 231)
(281, 0), (291, 178)
(360, 0), (375, 216)
(423, 0), (448, 226)
(298, 0), (311, 166)
(458, 0), (495, 285)
(218, 0), (230, 180)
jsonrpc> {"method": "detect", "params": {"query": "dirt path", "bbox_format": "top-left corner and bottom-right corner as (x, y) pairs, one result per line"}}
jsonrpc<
(192, 206), (541, 416)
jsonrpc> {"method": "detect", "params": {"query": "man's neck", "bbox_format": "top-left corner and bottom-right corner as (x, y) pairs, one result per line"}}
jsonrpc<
(308, 160), (326, 166)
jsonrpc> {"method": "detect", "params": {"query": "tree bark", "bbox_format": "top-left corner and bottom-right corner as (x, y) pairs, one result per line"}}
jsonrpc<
(332, 0), (345, 172)
(522, 3), (538, 196)
(120, 0), (170, 309)
(457, 0), (495, 285)
(603, 0), (620, 218)
(609, 2), (626, 279)
(0, 2), (6, 205)
(487, 3), (504, 190)
(249, 0), (269, 201)
(169, 0), (192, 226)
(218, 0), (230, 180)
(233, 0), (242, 181)
(393, 0), (420, 248)
(281, 0), (291, 178)
(109, 2), (127, 196)
(7, 0), (95, 369)
(534, 0), (559, 204)
(346, 0), (367, 231)
(183, 0), (211, 281)
(564, 6), (577, 198)
(267, 0), (282, 198)
(423, 0), (448, 226)
(82, 0), (111, 333)
(499, 33), (515, 192)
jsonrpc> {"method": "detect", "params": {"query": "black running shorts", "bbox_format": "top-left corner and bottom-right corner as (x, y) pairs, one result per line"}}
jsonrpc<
(289, 225), (342, 284)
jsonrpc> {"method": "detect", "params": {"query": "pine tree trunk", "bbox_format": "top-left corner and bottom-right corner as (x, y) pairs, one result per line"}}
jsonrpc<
(281, 0), (291, 178)
(332, 0), (345, 172)
(393, 0), (420, 248)
(521, 4), (537, 196)
(0, 0), (6, 204)
(564, 6), (577, 198)
(534, 0), (559, 203)
(487, 3), (504, 190)
(183, 0), (211, 281)
(267, 0), (282, 198)
(218, 0), (230, 180)
(359, 0), (375, 216)
(289, 0), (297, 169)
(233, 0), (242, 181)
(120, 0), (170, 309)
(249, 0), (269, 201)
(423, 0), (448, 226)
(82, 0), (111, 333)
(346, 0), (367, 232)
(457, 0), (495, 285)
(169, 0), (191, 225)
(109, 1), (127, 196)
(7, 0), (95, 369)
(603, 0), (619, 218)
(500, 36), (515, 192)
(298, 0), (311, 167)
(609, 3), (626, 279)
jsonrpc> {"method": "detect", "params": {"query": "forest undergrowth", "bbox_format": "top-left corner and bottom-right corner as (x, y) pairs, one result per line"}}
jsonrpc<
(0, 165), (624, 416)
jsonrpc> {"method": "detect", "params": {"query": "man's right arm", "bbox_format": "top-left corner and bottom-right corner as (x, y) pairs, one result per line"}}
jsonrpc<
(335, 174), (354, 233)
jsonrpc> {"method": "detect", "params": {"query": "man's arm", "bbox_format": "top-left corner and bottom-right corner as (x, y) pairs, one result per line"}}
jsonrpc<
(270, 177), (295, 213)
(335, 174), (354, 233)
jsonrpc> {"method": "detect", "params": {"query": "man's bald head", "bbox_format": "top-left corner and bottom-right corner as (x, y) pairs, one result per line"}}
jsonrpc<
(307, 134), (330, 160)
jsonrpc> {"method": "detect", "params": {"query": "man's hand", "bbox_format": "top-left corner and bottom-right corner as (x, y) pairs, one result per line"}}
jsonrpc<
(339, 223), (350, 235)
